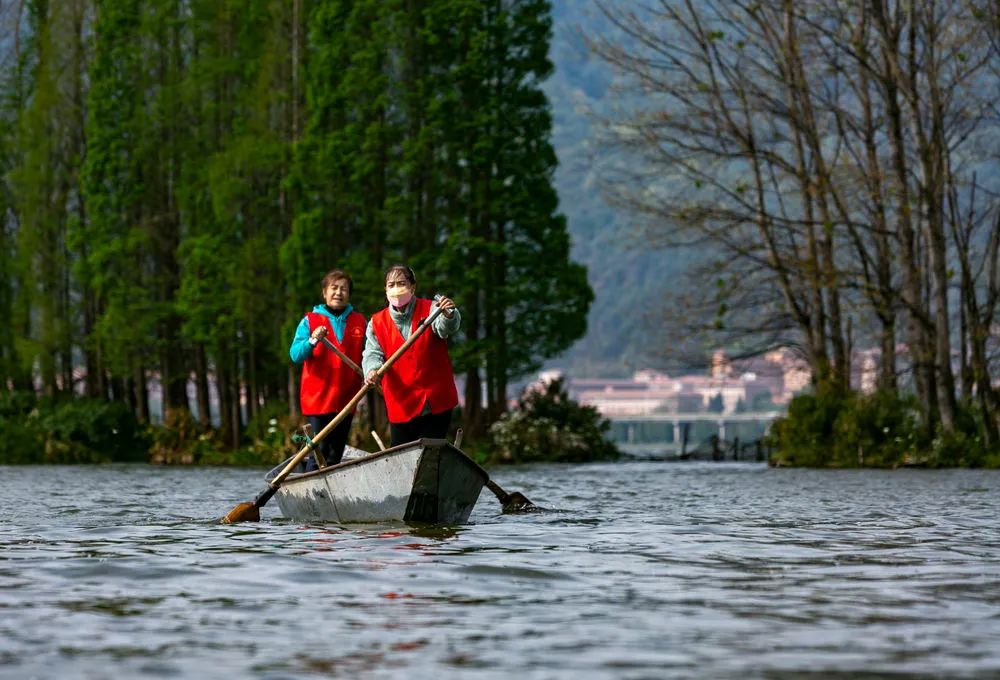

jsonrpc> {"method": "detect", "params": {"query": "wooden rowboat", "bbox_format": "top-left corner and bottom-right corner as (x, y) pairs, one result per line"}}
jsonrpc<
(263, 438), (488, 524)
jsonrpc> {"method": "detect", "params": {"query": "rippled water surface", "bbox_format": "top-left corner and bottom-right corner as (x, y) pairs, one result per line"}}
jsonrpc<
(2, 462), (1000, 679)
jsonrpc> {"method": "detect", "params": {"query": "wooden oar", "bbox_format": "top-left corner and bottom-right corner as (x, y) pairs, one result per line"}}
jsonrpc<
(485, 480), (535, 513)
(319, 336), (382, 395)
(220, 304), (448, 524)
(455, 429), (535, 513)
(320, 336), (364, 375)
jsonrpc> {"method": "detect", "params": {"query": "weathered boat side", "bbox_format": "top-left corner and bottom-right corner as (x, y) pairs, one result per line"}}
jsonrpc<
(264, 439), (487, 524)
(404, 444), (486, 523)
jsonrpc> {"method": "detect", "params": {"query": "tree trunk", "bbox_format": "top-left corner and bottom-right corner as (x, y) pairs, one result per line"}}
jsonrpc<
(194, 343), (212, 431)
(778, 3), (832, 389)
(217, 353), (234, 447)
(133, 364), (149, 424)
(462, 285), (485, 437)
(871, 1), (935, 426)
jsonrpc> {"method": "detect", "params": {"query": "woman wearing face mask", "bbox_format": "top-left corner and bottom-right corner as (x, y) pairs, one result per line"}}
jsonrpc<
(289, 269), (367, 468)
(362, 264), (460, 446)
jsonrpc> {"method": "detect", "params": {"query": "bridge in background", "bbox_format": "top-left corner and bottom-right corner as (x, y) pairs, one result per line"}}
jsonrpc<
(606, 411), (783, 456)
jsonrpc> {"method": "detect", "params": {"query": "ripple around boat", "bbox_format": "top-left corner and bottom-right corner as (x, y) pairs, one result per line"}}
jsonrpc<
(264, 438), (488, 524)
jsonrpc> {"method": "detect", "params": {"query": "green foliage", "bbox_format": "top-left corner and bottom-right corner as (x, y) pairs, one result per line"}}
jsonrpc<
(829, 390), (923, 467)
(35, 398), (148, 462)
(443, 0), (593, 387)
(0, 392), (147, 464)
(80, 0), (146, 374)
(201, 404), (383, 467)
(239, 400), (300, 463)
(0, 416), (41, 464)
(768, 390), (921, 467)
(149, 408), (210, 464)
(923, 429), (985, 469)
(8, 0), (590, 452)
(0, 390), (38, 418)
(7, 1), (89, 395)
(767, 390), (1000, 469)
(486, 377), (620, 464)
(0, 211), (15, 388)
(767, 392), (842, 466)
(917, 401), (1000, 468)
(148, 401), (297, 466)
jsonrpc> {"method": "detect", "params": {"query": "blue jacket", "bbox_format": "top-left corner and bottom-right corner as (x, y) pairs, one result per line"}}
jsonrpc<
(289, 304), (356, 364)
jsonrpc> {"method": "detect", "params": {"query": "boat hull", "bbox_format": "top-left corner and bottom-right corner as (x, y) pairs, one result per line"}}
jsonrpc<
(264, 439), (487, 524)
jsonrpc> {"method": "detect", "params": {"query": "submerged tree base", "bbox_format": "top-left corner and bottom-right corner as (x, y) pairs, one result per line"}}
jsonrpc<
(768, 390), (1000, 469)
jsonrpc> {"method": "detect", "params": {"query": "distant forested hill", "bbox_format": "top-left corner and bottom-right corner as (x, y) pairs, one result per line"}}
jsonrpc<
(543, 1), (693, 378)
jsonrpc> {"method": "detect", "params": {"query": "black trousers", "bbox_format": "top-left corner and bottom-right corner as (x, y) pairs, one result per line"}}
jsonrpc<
(389, 410), (452, 447)
(305, 412), (354, 468)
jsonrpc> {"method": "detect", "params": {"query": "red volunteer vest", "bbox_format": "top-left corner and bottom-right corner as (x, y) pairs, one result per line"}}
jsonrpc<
(299, 310), (366, 415)
(371, 297), (459, 423)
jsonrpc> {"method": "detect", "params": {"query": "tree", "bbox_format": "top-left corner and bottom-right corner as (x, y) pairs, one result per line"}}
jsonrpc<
(0, 0), (34, 391)
(82, 0), (154, 419)
(290, 0), (591, 438)
(588, 0), (999, 438)
(10, 0), (90, 397)
(2, 0), (591, 450)
(436, 0), (592, 433)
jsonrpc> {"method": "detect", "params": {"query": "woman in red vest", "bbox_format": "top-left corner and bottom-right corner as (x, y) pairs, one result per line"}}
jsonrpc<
(289, 269), (367, 467)
(362, 264), (460, 446)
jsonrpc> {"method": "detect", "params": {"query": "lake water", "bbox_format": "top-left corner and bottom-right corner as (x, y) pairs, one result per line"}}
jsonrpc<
(1, 462), (999, 679)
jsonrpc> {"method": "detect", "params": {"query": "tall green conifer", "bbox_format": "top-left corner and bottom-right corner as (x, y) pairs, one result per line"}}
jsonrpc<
(82, 0), (152, 419)
(10, 0), (91, 396)
(4, 0), (590, 444)
(431, 0), (591, 428)
(285, 0), (394, 320)
(0, 2), (35, 391)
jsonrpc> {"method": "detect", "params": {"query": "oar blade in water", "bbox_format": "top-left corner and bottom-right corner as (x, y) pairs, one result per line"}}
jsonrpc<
(220, 501), (260, 524)
(486, 480), (537, 514)
(501, 491), (536, 514)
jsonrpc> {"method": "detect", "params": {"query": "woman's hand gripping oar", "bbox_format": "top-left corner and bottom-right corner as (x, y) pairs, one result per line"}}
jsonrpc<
(220, 303), (449, 524)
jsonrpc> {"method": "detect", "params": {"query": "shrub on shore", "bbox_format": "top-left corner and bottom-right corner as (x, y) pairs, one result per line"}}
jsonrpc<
(150, 402), (300, 466)
(481, 377), (621, 464)
(0, 392), (147, 464)
(768, 389), (1000, 468)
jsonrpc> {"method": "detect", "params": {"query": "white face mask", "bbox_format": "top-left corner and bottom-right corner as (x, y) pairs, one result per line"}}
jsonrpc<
(388, 291), (413, 308)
